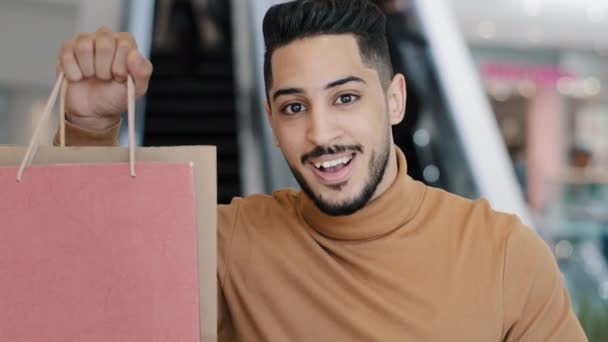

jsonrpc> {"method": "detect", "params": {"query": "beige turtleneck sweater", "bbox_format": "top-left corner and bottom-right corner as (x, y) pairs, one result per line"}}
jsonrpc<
(57, 122), (587, 341)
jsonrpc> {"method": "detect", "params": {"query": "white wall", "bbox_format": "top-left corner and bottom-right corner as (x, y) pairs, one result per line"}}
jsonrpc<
(0, 86), (58, 145)
(0, 0), (125, 144)
(448, 0), (608, 49)
(0, 1), (78, 89)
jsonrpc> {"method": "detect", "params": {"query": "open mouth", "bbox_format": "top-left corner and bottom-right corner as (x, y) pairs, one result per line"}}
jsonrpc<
(309, 153), (356, 185)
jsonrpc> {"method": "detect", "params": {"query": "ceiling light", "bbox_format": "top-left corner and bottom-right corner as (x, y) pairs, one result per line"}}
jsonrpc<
(523, 0), (543, 17)
(488, 82), (511, 102)
(518, 80), (537, 98)
(602, 282), (608, 300)
(584, 77), (601, 97)
(555, 240), (574, 260)
(493, 92), (511, 102)
(477, 21), (496, 39)
(557, 77), (577, 96)
(423, 165), (441, 183)
(413, 129), (431, 147)
(572, 84), (588, 99)
(587, 3), (607, 23)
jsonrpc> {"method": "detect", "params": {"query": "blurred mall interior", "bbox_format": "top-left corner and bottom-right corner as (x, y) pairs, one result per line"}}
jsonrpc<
(0, 0), (606, 339)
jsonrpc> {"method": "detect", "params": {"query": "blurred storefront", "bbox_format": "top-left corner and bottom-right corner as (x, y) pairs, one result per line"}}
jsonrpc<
(449, 0), (608, 337)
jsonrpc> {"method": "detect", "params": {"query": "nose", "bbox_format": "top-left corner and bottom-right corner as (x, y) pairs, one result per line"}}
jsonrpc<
(305, 107), (342, 147)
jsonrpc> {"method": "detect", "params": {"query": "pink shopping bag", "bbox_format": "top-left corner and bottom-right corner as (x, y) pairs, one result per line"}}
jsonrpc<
(0, 74), (217, 341)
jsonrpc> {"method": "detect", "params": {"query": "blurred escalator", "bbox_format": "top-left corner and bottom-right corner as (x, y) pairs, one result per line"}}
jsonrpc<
(382, 4), (479, 199)
(142, 0), (239, 204)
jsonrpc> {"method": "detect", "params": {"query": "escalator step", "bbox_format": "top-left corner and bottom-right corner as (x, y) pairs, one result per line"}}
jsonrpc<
(151, 47), (232, 62)
(147, 79), (234, 97)
(145, 116), (237, 135)
(151, 62), (234, 80)
(146, 100), (236, 116)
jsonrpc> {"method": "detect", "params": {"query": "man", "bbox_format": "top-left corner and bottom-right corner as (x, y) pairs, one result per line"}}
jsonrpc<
(55, 0), (586, 340)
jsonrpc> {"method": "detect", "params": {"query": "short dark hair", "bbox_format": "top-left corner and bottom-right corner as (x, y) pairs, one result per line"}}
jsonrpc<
(262, 0), (393, 101)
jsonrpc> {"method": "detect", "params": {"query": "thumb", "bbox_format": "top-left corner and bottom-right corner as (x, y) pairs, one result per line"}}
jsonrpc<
(127, 49), (153, 98)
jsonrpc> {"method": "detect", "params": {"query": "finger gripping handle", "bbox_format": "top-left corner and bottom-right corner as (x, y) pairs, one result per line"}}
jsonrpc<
(16, 73), (137, 182)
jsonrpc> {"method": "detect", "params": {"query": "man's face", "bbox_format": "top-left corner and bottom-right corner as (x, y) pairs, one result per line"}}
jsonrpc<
(265, 34), (405, 216)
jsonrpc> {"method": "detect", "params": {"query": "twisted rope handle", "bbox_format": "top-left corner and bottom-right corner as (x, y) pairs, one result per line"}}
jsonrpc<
(16, 73), (137, 181)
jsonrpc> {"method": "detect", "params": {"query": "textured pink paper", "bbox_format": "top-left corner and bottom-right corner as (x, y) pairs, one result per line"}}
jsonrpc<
(0, 163), (200, 342)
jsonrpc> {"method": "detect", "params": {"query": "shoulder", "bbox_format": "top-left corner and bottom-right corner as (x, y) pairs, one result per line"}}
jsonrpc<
(217, 188), (299, 227)
(411, 188), (582, 339)
(419, 185), (525, 246)
(498, 210), (584, 340)
(419, 188), (563, 302)
(503, 218), (558, 297)
(414, 185), (543, 292)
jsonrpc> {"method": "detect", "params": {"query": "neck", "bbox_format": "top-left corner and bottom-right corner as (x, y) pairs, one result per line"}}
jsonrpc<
(369, 144), (399, 202)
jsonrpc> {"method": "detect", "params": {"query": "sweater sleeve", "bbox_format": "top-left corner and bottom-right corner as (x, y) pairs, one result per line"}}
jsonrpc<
(502, 224), (587, 341)
(217, 200), (241, 341)
(53, 119), (121, 147)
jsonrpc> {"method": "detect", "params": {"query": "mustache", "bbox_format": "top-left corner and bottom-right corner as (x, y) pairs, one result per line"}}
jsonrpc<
(301, 145), (364, 165)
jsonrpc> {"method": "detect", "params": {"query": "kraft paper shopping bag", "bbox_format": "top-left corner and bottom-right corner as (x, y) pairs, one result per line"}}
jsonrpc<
(0, 74), (217, 341)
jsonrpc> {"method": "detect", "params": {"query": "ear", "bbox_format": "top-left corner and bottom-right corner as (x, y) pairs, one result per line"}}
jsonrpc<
(264, 100), (280, 147)
(386, 74), (407, 126)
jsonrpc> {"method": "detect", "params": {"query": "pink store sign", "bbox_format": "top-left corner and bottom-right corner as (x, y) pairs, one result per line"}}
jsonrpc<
(481, 63), (577, 86)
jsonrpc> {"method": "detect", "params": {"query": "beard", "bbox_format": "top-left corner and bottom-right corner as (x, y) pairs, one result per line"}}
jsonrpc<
(287, 132), (392, 217)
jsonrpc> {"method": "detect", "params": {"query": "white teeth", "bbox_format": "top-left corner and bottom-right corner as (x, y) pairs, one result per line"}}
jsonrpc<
(313, 155), (353, 169)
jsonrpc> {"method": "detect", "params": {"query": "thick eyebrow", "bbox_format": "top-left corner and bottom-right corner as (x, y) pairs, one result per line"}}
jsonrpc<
(271, 76), (367, 103)
(324, 76), (367, 89)
(272, 87), (304, 102)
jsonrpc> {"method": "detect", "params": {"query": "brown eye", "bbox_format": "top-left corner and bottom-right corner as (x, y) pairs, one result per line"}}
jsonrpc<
(335, 94), (359, 105)
(283, 103), (306, 115)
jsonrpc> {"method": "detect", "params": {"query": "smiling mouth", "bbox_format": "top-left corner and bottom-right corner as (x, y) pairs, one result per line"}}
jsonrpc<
(309, 153), (357, 185)
(312, 154), (354, 171)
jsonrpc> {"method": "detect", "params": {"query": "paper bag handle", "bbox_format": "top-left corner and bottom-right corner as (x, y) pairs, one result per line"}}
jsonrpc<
(16, 72), (137, 181)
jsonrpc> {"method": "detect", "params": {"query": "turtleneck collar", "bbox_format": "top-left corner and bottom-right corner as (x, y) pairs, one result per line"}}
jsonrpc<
(298, 147), (426, 241)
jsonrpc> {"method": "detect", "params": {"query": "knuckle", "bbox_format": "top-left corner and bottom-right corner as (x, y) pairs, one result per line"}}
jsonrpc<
(116, 39), (133, 51)
(81, 60), (94, 73)
(61, 52), (74, 64)
(96, 44), (113, 56)
(112, 64), (127, 75)
(123, 33), (136, 43)
(97, 25), (111, 33)
(118, 32), (137, 47)
(98, 72), (112, 80)
(142, 61), (153, 75)
(76, 41), (93, 55)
